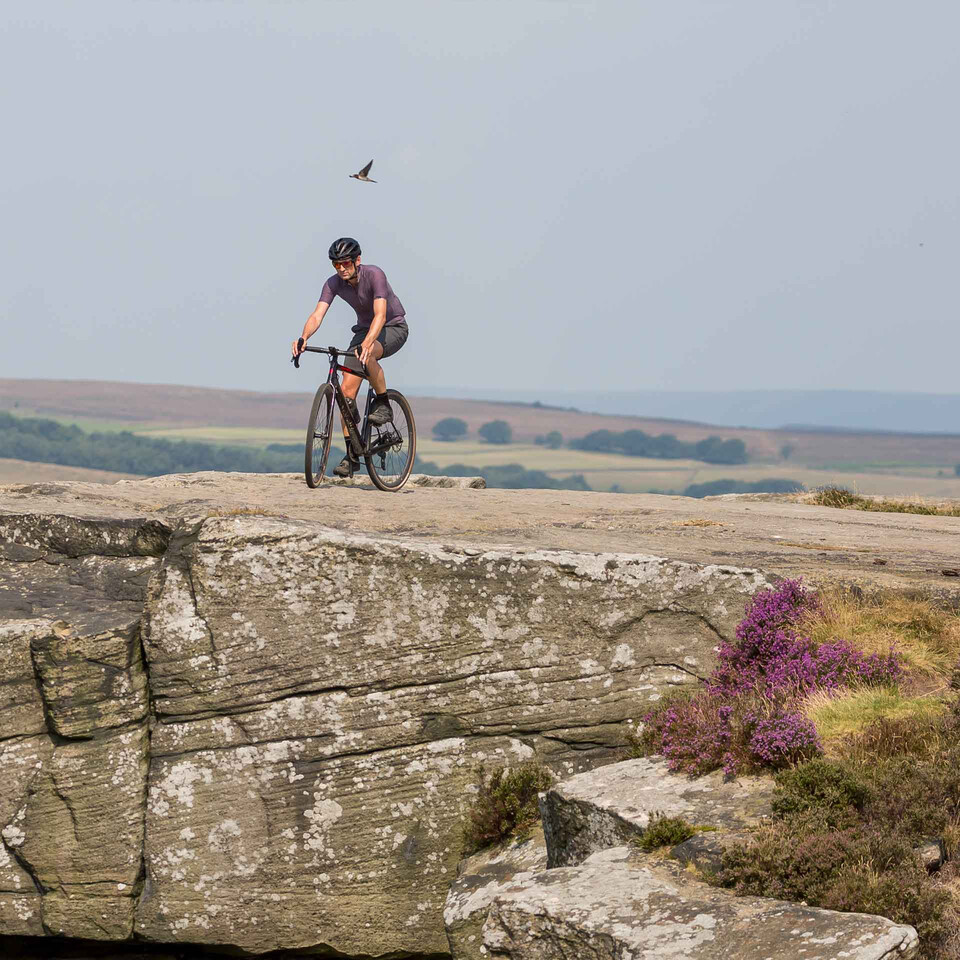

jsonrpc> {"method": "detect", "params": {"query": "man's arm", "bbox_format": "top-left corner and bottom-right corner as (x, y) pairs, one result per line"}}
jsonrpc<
(358, 299), (387, 365)
(292, 300), (331, 357)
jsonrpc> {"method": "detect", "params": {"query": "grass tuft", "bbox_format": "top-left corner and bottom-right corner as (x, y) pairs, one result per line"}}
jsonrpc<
(807, 485), (960, 517)
(635, 812), (715, 851)
(802, 687), (949, 755)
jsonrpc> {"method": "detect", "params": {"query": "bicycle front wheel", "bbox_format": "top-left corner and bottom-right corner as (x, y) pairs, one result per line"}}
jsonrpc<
(304, 383), (335, 488)
(364, 389), (416, 492)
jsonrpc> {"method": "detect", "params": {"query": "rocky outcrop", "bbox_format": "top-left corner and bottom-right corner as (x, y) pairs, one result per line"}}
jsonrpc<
(0, 502), (771, 957)
(447, 759), (920, 960)
(481, 846), (919, 960)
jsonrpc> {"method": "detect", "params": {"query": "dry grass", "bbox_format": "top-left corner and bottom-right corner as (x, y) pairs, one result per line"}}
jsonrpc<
(803, 687), (950, 756)
(799, 586), (960, 683)
(673, 517), (726, 528)
(806, 485), (960, 517)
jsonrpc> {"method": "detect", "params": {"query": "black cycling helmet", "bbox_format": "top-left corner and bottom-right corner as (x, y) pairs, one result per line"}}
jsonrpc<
(329, 237), (361, 262)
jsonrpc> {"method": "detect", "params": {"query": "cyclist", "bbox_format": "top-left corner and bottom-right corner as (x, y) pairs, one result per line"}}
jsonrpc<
(292, 238), (410, 477)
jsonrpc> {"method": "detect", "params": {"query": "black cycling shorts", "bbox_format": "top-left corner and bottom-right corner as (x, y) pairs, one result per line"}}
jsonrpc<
(341, 321), (409, 374)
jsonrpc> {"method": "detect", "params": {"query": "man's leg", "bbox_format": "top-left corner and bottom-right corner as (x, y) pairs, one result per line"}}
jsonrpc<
(340, 340), (385, 432)
(334, 342), (388, 476)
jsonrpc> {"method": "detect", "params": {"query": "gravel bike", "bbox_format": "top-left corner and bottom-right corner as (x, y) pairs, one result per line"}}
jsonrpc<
(292, 341), (416, 492)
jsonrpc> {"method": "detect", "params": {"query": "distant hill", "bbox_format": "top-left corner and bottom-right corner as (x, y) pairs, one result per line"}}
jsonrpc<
(4, 378), (960, 467)
(407, 387), (960, 435)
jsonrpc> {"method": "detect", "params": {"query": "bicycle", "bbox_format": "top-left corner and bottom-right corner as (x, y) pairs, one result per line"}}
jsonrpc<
(291, 340), (417, 492)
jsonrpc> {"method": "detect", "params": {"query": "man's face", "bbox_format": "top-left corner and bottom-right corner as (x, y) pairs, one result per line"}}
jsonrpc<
(333, 256), (360, 282)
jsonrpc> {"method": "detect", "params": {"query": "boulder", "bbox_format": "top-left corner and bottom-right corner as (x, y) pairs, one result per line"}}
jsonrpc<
(481, 846), (919, 959)
(134, 517), (769, 954)
(444, 827), (548, 960)
(541, 756), (775, 868)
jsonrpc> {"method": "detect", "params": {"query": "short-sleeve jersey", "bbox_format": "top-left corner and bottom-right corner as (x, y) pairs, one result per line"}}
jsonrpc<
(318, 264), (406, 329)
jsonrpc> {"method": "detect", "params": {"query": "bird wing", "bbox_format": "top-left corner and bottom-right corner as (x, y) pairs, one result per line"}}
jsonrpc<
(359, 159), (374, 177)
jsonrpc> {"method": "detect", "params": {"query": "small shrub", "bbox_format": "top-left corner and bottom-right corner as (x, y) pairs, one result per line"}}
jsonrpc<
(462, 763), (553, 853)
(638, 687), (822, 778)
(748, 712), (822, 768)
(710, 581), (902, 700)
(771, 759), (871, 827)
(716, 821), (952, 945)
(810, 485), (860, 508)
(637, 812), (697, 851)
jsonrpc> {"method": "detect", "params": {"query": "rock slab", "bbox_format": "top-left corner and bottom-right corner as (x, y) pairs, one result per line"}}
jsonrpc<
(0, 506), (771, 956)
(482, 846), (919, 960)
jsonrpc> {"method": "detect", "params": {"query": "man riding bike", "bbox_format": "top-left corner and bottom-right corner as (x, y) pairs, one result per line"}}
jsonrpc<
(291, 238), (410, 477)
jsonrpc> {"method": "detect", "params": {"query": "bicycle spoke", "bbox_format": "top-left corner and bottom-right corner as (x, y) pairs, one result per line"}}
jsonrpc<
(364, 391), (416, 491)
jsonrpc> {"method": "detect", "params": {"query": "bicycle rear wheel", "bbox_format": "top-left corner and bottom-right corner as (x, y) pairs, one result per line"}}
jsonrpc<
(304, 383), (335, 488)
(364, 389), (416, 492)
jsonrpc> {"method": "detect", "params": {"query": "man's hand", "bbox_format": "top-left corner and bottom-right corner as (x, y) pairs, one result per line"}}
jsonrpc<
(358, 338), (376, 366)
(291, 337), (305, 358)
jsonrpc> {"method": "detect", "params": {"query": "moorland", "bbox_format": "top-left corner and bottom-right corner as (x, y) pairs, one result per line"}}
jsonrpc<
(3, 377), (960, 497)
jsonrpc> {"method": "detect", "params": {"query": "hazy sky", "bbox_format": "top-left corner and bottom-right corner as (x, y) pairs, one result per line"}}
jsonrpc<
(2, 1), (957, 398)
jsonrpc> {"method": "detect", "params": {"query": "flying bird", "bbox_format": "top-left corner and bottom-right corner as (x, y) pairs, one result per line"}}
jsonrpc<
(350, 159), (376, 183)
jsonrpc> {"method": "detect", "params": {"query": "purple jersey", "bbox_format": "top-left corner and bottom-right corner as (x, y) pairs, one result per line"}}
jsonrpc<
(318, 264), (406, 329)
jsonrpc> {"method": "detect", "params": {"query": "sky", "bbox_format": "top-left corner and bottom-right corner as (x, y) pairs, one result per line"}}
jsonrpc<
(1, 0), (958, 400)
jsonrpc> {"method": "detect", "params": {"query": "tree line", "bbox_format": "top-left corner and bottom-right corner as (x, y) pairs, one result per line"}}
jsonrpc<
(569, 429), (748, 464)
(433, 417), (749, 465)
(0, 411), (304, 476)
(414, 456), (590, 491)
(0, 412), (585, 490)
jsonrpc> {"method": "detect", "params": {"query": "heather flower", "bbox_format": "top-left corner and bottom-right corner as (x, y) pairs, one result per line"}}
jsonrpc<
(638, 580), (902, 777)
(748, 712), (822, 769)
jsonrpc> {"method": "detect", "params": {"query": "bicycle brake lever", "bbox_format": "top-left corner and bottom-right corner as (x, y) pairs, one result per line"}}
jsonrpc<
(291, 354), (300, 368)
(292, 338), (304, 368)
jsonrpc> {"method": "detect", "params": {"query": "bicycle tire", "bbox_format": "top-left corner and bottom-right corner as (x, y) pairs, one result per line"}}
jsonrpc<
(364, 389), (416, 492)
(304, 383), (335, 488)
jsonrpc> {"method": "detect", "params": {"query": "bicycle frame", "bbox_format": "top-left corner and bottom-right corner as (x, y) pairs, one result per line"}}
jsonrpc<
(295, 344), (382, 461)
(324, 348), (372, 460)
